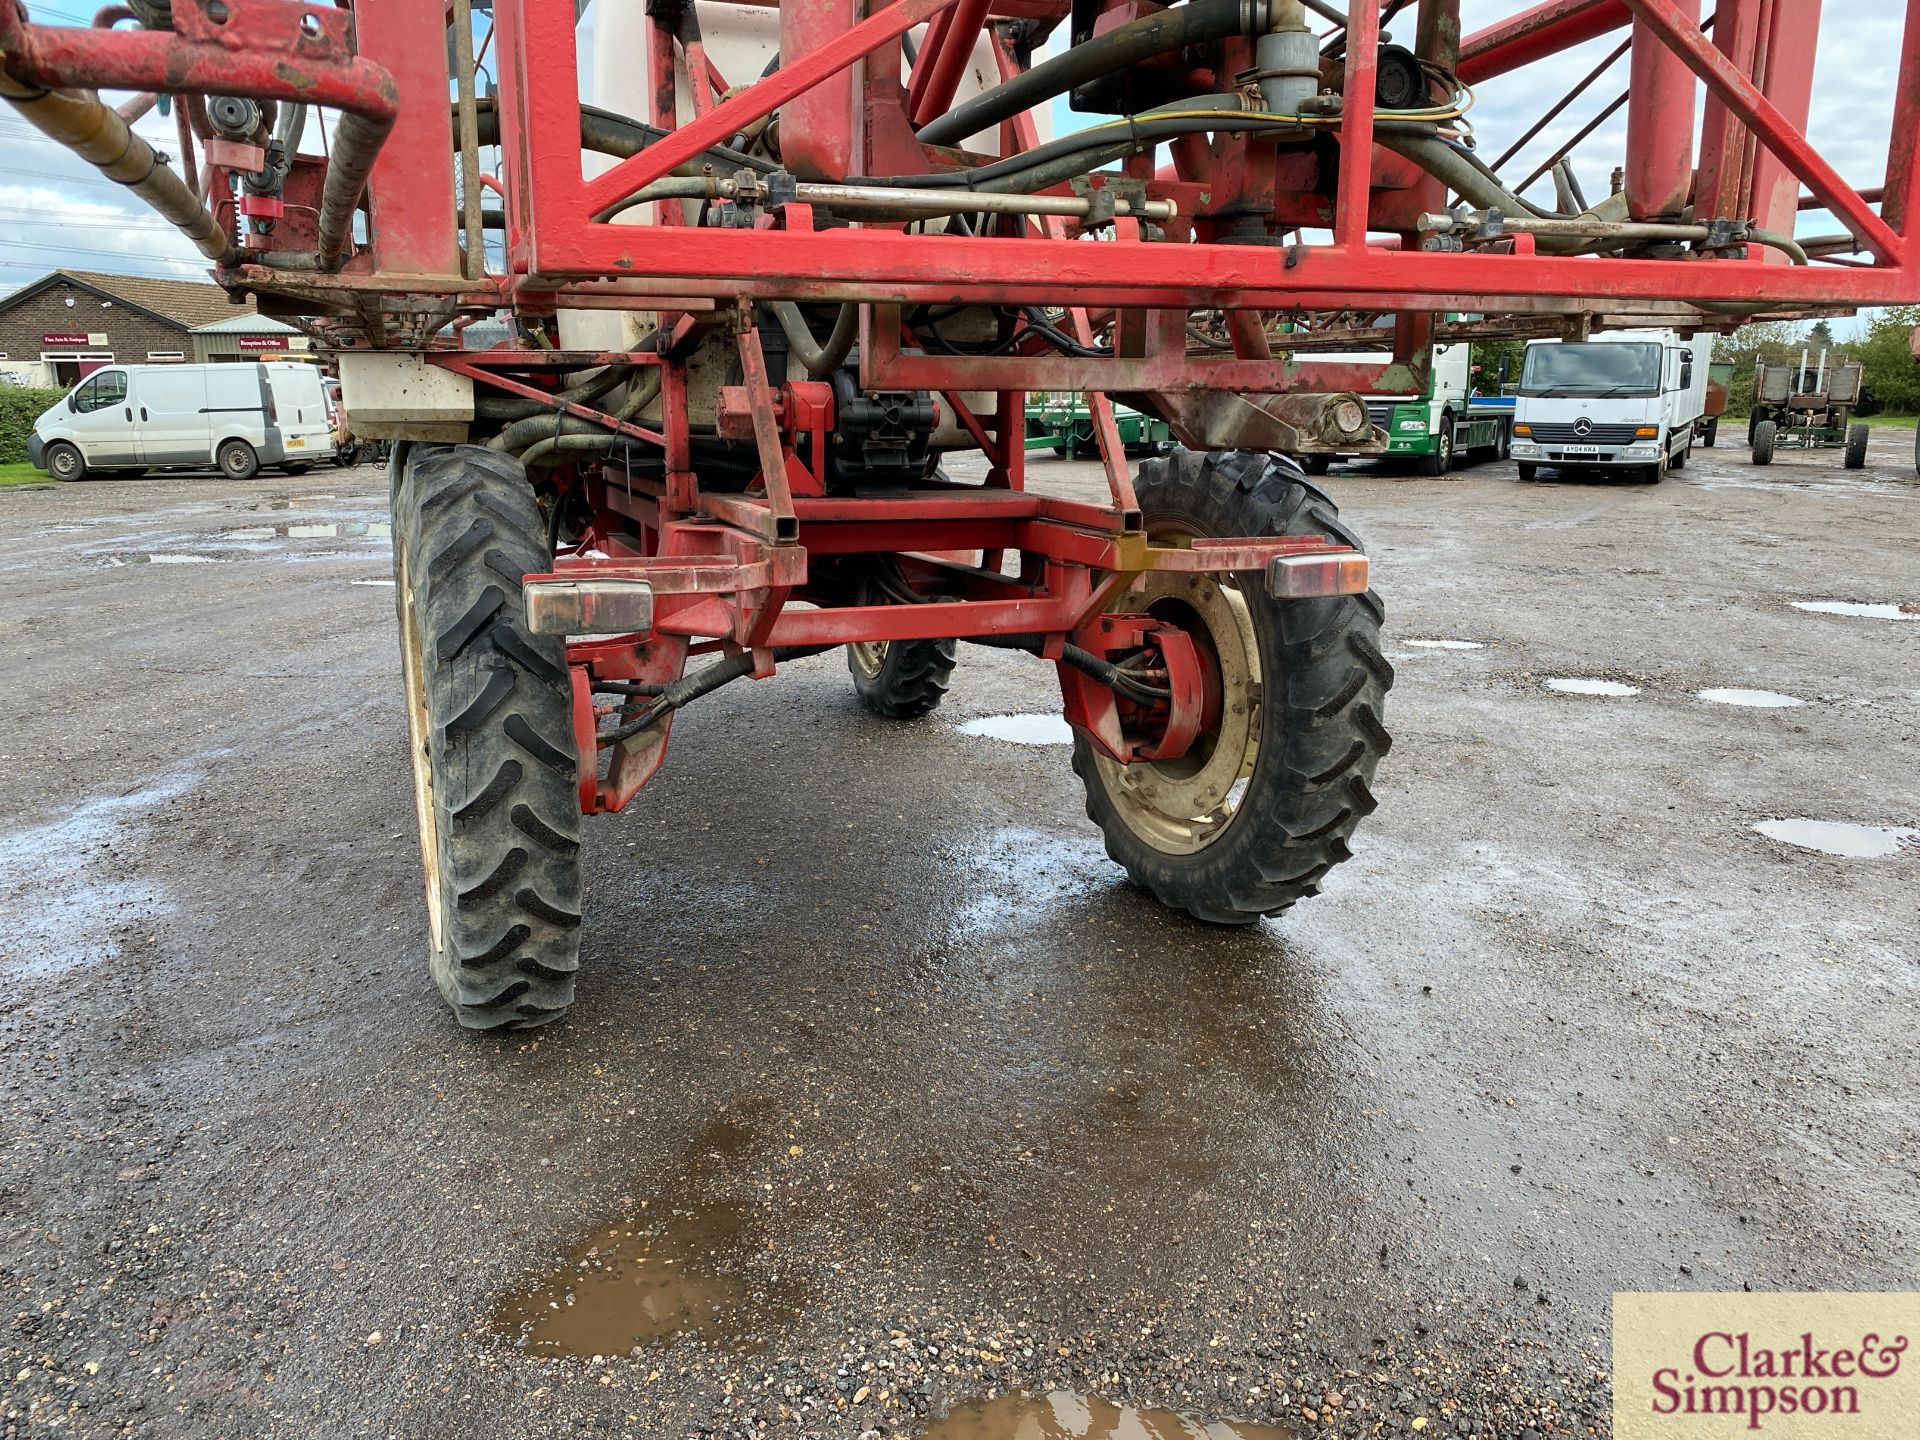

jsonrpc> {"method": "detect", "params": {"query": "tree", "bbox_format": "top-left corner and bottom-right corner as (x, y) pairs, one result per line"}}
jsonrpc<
(1852, 304), (1920, 416)
(1807, 319), (1835, 350)
(1713, 320), (1806, 418)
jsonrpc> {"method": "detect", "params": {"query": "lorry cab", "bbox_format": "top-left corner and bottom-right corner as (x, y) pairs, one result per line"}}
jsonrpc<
(1510, 330), (1715, 483)
(28, 362), (331, 482)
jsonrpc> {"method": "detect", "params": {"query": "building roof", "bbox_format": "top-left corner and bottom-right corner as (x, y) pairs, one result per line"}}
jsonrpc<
(193, 313), (297, 334)
(0, 269), (253, 332)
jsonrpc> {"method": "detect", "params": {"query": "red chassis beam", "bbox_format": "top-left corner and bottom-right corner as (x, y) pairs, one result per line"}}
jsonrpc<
(533, 488), (1365, 814)
(486, 0), (1920, 314)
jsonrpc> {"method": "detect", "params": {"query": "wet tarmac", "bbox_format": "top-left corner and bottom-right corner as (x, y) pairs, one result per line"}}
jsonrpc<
(923, 1392), (1293, 1439)
(0, 432), (1916, 1438)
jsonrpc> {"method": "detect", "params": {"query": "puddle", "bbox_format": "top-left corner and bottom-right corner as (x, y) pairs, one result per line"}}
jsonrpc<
(102, 552), (221, 566)
(350, 578), (397, 588)
(1543, 677), (1639, 697)
(492, 1200), (799, 1358)
(0, 773), (197, 983)
(1698, 688), (1805, 708)
(956, 827), (1113, 937)
(262, 495), (339, 509)
(956, 713), (1074, 745)
(225, 521), (391, 541)
(1753, 819), (1918, 859)
(924, 1392), (1293, 1439)
(1403, 638), (1485, 650)
(1790, 601), (1920, 622)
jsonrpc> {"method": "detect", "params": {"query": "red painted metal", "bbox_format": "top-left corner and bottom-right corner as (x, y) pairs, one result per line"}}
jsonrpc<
(1623, 0), (1698, 219)
(1457, 0), (1630, 83)
(908, 0), (992, 127)
(16, 0), (1920, 814)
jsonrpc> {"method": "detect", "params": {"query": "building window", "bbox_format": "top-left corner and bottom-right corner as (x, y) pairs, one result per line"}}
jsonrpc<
(147, 352), (186, 362)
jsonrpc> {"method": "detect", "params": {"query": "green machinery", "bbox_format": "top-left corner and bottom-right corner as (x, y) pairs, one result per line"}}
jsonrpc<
(1023, 396), (1175, 458)
(1749, 352), (1870, 468)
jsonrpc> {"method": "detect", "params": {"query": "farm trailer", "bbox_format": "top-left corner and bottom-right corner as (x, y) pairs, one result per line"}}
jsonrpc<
(5, 0), (1919, 1028)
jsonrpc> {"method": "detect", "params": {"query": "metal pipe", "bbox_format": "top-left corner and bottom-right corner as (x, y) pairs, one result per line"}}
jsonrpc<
(1625, 0), (1699, 218)
(0, 72), (235, 263)
(908, 0), (990, 127)
(450, 0), (485, 282)
(1421, 208), (1809, 263)
(612, 175), (1176, 224)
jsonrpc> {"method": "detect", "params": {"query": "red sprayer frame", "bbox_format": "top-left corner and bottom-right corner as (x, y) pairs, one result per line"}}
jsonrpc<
(5, 0), (1917, 816)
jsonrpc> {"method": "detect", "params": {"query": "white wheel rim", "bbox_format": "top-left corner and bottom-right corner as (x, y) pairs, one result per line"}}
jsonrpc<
(397, 540), (447, 953)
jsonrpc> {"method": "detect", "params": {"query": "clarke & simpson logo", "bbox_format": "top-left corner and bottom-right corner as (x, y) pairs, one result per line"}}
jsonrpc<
(1615, 1294), (1919, 1439)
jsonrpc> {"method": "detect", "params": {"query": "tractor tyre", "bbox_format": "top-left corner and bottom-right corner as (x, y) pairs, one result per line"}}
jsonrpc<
(848, 635), (957, 719)
(392, 443), (583, 1030)
(1844, 422), (1869, 470)
(1752, 420), (1777, 466)
(1072, 449), (1392, 923)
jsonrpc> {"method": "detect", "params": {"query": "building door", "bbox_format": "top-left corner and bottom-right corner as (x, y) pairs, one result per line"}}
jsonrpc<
(43, 353), (116, 386)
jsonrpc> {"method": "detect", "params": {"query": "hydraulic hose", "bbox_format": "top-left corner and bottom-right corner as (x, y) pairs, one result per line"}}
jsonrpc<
(917, 0), (1250, 147)
(769, 302), (859, 377)
(0, 72), (236, 263)
(467, 98), (773, 178)
(316, 108), (393, 270)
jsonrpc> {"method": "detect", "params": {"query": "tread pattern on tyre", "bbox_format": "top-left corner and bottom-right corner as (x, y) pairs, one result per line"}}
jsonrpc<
(1071, 448), (1393, 924)
(394, 444), (582, 1029)
(850, 638), (957, 719)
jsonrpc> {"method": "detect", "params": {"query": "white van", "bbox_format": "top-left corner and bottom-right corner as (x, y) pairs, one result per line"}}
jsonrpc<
(27, 362), (333, 481)
(1510, 330), (1715, 483)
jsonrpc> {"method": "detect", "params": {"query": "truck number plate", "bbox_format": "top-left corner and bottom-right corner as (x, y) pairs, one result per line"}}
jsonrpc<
(1559, 444), (1600, 455)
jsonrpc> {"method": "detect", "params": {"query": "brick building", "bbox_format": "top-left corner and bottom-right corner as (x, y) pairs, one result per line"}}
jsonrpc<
(0, 270), (301, 387)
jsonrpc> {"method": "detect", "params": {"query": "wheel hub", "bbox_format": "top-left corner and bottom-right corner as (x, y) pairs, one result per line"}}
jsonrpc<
(1086, 569), (1261, 855)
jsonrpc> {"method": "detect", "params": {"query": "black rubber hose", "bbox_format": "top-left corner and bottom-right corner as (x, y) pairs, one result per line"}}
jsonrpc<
(916, 0), (1247, 147)
(599, 644), (840, 745)
(475, 362), (633, 421)
(466, 98), (774, 177)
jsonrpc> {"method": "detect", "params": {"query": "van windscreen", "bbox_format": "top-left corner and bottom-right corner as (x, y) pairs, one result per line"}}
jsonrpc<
(1518, 343), (1661, 397)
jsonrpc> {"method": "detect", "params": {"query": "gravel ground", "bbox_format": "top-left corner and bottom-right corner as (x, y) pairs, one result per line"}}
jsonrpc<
(0, 432), (1914, 1439)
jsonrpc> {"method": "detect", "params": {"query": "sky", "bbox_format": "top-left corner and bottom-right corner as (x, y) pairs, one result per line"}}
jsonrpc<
(0, 0), (1909, 315)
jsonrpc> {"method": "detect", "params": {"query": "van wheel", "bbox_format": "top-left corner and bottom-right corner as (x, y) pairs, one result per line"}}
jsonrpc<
(1843, 423), (1869, 470)
(44, 441), (86, 482)
(1752, 420), (1777, 466)
(217, 439), (259, 480)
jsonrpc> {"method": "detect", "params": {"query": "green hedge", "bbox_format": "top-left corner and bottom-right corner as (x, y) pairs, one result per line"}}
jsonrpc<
(0, 386), (66, 466)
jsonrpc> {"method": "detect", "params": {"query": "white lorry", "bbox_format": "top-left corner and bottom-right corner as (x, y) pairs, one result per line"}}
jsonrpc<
(1298, 341), (1511, 476)
(27, 362), (332, 482)
(1510, 330), (1715, 483)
